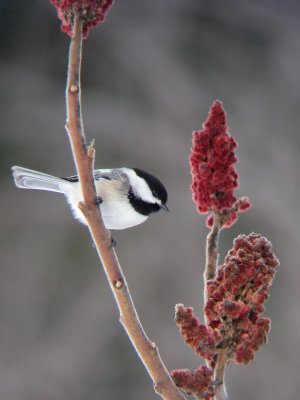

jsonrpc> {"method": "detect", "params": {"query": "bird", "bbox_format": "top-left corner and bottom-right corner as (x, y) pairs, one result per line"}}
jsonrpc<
(12, 166), (168, 229)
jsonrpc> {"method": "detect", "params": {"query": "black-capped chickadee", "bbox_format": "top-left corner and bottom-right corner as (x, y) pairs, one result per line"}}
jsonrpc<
(12, 166), (168, 229)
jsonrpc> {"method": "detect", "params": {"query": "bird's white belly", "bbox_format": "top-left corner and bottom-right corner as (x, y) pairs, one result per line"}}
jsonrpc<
(63, 182), (148, 229)
(101, 201), (148, 229)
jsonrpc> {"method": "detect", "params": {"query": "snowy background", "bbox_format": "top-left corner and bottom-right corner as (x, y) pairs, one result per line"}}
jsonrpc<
(1, 1), (300, 399)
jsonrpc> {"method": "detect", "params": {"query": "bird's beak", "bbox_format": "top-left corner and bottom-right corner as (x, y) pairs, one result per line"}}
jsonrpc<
(161, 204), (169, 211)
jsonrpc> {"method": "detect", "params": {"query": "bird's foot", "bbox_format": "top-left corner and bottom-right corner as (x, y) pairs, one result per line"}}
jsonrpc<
(95, 196), (103, 205)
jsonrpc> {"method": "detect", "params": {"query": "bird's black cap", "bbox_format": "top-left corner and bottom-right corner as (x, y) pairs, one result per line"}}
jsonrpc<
(132, 168), (168, 206)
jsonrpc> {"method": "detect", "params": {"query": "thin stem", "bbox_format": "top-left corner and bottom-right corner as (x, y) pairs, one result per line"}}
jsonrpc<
(65, 13), (186, 400)
(214, 349), (229, 400)
(204, 212), (222, 318)
(203, 213), (229, 399)
(204, 212), (222, 282)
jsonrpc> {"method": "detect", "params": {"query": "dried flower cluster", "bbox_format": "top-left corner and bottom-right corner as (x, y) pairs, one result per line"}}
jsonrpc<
(50, 0), (113, 38)
(189, 101), (251, 227)
(174, 304), (219, 362)
(171, 366), (215, 400)
(172, 233), (278, 397)
(205, 232), (279, 364)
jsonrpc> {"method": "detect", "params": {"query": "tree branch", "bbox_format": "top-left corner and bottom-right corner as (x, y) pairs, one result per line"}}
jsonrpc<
(65, 12), (186, 400)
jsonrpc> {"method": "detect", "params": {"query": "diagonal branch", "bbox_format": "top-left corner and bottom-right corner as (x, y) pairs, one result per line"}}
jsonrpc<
(65, 12), (186, 400)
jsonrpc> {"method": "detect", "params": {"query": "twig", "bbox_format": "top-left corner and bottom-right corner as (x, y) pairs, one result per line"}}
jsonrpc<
(204, 212), (223, 319)
(204, 212), (222, 283)
(203, 213), (229, 399)
(65, 12), (186, 400)
(214, 348), (229, 400)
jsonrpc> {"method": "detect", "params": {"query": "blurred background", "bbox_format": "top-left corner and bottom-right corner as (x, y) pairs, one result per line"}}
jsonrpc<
(1, 1), (300, 399)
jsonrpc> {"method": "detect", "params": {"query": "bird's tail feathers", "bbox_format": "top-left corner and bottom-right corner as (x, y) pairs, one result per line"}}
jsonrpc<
(12, 166), (68, 193)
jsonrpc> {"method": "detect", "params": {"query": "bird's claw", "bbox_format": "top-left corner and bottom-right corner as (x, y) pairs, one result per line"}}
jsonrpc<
(95, 196), (103, 205)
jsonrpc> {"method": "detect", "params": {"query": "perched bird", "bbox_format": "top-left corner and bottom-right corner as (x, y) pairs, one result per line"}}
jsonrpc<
(12, 166), (168, 229)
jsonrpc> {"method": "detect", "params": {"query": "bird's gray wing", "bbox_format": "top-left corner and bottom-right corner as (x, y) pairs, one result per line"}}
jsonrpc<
(63, 169), (129, 185)
(94, 169), (129, 184)
(93, 169), (130, 198)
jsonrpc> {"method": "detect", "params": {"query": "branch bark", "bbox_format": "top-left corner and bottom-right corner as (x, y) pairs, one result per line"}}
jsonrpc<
(214, 349), (229, 400)
(204, 212), (222, 283)
(65, 13), (186, 400)
(204, 212), (223, 319)
(203, 213), (228, 400)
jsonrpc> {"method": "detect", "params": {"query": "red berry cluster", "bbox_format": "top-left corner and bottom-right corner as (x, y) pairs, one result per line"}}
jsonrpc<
(50, 0), (113, 38)
(171, 366), (215, 400)
(174, 304), (219, 362)
(189, 101), (251, 227)
(205, 233), (279, 364)
(205, 196), (251, 228)
(173, 234), (278, 397)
